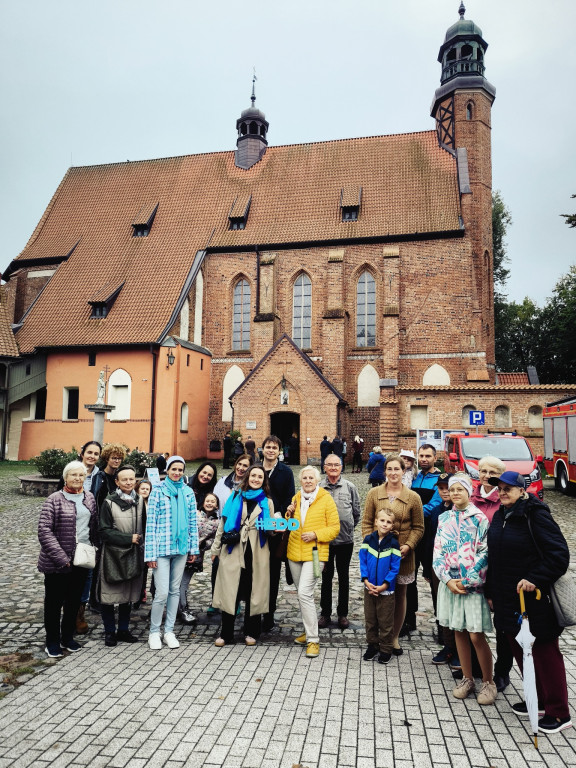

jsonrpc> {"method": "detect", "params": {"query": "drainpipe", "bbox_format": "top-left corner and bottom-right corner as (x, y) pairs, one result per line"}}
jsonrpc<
(149, 346), (158, 453)
(230, 399), (235, 433)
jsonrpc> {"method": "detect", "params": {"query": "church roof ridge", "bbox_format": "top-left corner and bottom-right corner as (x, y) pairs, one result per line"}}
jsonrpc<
(62, 129), (440, 172)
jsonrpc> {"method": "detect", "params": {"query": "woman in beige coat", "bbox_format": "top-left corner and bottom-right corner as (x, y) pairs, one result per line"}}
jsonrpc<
(98, 465), (145, 647)
(362, 454), (424, 655)
(211, 465), (275, 647)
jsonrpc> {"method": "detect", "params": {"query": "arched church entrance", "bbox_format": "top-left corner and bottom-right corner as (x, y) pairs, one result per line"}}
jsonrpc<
(270, 412), (300, 465)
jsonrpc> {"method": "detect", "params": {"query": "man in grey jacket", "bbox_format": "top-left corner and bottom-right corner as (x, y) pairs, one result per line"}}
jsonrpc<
(318, 454), (361, 628)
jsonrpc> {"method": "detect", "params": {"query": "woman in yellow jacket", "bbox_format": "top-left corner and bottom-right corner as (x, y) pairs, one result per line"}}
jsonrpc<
(286, 466), (340, 658)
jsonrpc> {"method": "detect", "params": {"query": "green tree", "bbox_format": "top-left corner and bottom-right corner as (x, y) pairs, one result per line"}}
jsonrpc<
(494, 298), (543, 373)
(492, 191), (515, 370)
(537, 266), (576, 383)
(492, 190), (512, 295)
(561, 194), (576, 228)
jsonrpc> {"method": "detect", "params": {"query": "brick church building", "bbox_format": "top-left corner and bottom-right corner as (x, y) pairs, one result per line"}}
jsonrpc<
(1, 4), (572, 461)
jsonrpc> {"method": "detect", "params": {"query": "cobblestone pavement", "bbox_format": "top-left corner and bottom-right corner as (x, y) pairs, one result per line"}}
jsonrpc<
(1, 462), (575, 767)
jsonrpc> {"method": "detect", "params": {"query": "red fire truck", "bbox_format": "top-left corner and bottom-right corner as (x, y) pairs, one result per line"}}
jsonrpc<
(543, 396), (576, 495)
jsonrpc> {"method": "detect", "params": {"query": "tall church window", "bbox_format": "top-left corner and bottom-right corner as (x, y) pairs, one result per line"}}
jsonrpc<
(232, 279), (250, 350)
(292, 274), (312, 348)
(356, 271), (376, 347)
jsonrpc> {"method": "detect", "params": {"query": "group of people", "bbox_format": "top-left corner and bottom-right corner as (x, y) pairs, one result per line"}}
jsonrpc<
(36, 437), (572, 733)
(359, 444), (571, 733)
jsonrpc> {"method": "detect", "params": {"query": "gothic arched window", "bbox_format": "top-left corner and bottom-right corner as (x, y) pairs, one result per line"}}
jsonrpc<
(232, 279), (250, 350)
(292, 274), (312, 348)
(356, 271), (376, 347)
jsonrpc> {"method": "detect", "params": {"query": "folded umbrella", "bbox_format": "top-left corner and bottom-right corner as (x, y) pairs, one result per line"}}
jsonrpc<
(516, 587), (542, 749)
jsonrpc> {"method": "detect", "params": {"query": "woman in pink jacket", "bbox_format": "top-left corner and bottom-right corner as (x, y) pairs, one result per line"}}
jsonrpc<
(470, 456), (506, 524)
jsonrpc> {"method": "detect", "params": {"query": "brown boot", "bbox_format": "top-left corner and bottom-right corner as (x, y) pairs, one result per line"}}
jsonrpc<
(76, 603), (88, 635)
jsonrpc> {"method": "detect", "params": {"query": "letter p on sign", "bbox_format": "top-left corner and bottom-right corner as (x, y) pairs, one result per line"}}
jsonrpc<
(469, 410), (485, 426)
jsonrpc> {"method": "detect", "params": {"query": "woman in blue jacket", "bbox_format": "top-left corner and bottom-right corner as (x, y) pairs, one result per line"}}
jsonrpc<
(366, 446), (386, 487)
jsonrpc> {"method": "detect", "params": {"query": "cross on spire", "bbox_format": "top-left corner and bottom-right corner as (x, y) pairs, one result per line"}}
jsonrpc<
(251, 68), (257, 107)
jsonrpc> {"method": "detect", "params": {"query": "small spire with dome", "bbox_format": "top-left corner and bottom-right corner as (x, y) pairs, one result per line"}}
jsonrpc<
(459, 2), (466, 19)
(235, 70), (269, 170)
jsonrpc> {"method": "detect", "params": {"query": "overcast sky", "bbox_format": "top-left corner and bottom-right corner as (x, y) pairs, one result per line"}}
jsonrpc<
(1, 0), (574, 305)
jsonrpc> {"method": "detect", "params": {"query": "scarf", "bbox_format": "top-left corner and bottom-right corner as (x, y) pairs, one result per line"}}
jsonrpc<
(162, 476), (192, 555)
(300, 486), (319, 527)
(115, 488), (137, 504)
(222, 488), (270, 549)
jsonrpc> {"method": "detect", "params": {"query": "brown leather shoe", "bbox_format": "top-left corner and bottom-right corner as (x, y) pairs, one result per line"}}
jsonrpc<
(317, 615), (331, 628)
(337, 616), (350, 629)
(76, 603), (88, 635)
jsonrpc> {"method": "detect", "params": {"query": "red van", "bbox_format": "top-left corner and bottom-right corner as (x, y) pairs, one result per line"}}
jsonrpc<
(443, 433), (544, 499)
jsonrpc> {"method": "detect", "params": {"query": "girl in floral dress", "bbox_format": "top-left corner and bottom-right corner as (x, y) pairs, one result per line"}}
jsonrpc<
(433, 473), (497, 706)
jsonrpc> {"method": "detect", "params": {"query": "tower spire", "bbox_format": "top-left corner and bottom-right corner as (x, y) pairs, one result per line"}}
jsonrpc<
(459, 2), (466, 19)
(251, 68), (257, 107)
(235, 69), (269, 170)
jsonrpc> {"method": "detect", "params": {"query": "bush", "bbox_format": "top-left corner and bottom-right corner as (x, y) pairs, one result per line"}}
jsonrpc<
(35, 448), (79, 478)
(125, 448), (155, 476)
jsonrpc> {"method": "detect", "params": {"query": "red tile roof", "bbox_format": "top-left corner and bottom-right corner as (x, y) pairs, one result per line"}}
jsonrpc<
(497, 372), (530, 385)
(8, 131), (461, 353)
(0, 295), (19, 358)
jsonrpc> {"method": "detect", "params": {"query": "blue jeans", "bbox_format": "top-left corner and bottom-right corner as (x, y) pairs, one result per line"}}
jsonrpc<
(149, 554), (187, 635)
(80, 568), (93, 604)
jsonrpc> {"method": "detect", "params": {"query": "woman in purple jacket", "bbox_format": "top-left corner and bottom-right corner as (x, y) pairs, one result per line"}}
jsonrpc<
(38, 461), (98, 658)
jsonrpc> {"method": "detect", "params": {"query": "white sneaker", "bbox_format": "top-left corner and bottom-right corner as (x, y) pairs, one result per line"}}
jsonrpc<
(163, 632), (180, 649)
(148, 633), (162, 650)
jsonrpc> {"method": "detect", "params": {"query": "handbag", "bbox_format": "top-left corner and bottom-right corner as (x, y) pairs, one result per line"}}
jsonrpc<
(549, 573), (576, 628)
(103, 544), (142, 583)
(73, 540), (97, 569)
(527, 514), (576, 627)
(221, 529), (241, 546)
(103, 500), (143, 582)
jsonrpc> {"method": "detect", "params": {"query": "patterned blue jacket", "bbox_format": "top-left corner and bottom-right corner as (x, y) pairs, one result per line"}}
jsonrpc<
(144, 482), (199, 561)
(359, 531), (402, 592)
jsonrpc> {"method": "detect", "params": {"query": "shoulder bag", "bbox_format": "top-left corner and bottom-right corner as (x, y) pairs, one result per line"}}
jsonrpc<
(102, 502), (143, 583)
(73, 536), (97, 569)
(527, 514), (576, 627)
(103, 543), (142, 583)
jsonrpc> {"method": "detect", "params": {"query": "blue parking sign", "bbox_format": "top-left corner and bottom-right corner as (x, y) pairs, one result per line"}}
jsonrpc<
(469, 410), (485, 426)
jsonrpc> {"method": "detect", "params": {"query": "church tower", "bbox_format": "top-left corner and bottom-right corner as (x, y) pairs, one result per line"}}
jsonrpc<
(431, 2), (497, 377)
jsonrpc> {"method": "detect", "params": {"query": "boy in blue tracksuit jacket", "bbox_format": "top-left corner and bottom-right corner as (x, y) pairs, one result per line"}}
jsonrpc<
(359, 508), (401, 664)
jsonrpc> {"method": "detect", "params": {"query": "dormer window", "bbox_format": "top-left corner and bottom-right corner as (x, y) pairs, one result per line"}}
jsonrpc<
(228, 194), (251, 231)
(91, 303), (108, 318)
(132, 203), (158, 238)
(88, 281), (124, 319)
(340, 186), (362, 222)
